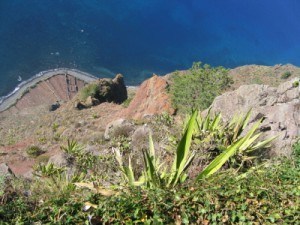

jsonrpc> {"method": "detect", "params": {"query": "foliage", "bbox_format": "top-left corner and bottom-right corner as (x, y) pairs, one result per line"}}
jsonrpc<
(281, 71), (292, 79)
(0, 129), (298, 224)
(155, 111), (174, 127)
(93, 147), (300, 224)
(169, 62), (233, 113)
(114, 111), (197, 188)
(293, 79), (299, 87)
(26, 145), (44, 158)
(0, 175), (4, 196)
(194, 110), (276, 172)
(122, 96), (133, 108)
(115, 111), (274, 188)
(79, 82), (99, 101)
(33, 163), (65, 178)
(61, 140), (98, 172)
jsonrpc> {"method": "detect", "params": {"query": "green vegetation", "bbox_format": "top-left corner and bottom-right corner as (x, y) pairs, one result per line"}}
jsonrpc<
(114, 111), (274, 189)
(293, 79), (299, 87)
(79, 83), (99, 101)
(0, 110), (298, 224)
(60, 140), (98, 173)
(0, 141), (299, 224)
(169, 62), (233, 113)
(26, 145), (44, 158)
(0, 175), (5, 196)
(281, 71), (292, 79)
(122, 90), (135, 107)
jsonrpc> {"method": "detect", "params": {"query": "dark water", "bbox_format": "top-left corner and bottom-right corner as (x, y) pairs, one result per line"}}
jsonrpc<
(0, 0), (300, 96)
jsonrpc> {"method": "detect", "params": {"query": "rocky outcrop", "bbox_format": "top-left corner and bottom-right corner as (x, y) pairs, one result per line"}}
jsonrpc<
(120, 75), (175, 119)
(75, 74), (127, 109)
(209, 78), (300, 156)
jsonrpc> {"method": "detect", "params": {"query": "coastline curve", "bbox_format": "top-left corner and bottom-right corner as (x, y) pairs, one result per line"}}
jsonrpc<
(0, 68), (98, 112)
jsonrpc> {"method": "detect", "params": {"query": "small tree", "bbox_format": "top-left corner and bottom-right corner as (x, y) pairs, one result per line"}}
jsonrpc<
(169, 62), (232, 113)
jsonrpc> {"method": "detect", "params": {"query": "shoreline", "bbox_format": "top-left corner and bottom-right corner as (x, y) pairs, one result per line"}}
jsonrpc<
(0, 68), (98, 112)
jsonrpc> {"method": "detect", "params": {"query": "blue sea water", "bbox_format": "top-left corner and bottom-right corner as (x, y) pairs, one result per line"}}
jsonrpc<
(0, 0), (300, 96)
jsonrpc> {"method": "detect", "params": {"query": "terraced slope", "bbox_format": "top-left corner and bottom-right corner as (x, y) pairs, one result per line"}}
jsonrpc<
(0, 69), (97, 112)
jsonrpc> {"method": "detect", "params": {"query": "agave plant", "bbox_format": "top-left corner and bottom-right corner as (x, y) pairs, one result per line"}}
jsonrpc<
(114, 111), (198, 188)
(114, 110), (275, 188)
(113, 147), (144, 186)
(197, 117), (276, 179)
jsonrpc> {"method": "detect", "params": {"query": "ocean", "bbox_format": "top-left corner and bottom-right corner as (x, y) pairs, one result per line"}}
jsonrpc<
(0, 0), (299, 97)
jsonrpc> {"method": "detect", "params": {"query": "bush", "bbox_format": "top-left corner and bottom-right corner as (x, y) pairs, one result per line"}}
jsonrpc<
(169, 62), (233, 113)
(26, 145), (44, 158)
(79, 83), (99, 101)
(281, 71), (292, 79)
(293, 80), (299, 87)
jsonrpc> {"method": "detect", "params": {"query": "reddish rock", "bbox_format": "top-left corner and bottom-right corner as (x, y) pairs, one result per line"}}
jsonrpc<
(120, 75), (175, 119)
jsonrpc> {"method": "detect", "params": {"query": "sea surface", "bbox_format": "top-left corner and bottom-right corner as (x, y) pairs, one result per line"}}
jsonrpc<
(0, 0), (300, 97)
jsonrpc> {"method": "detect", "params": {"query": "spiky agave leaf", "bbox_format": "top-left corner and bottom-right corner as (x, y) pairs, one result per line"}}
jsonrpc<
(197, 118), (262, 179)
(168, 111), (197, 187)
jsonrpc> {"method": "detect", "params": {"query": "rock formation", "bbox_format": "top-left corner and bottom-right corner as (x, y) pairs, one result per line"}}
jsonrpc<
(75, 74), (127, 109)
(208, 78), (300, 156)
(120, 75), (175, 119)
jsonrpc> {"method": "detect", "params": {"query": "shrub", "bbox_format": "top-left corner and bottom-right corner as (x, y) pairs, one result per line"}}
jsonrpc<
(293, 80), (299, 87)
(281, 71), (292, 79)
(26, 145), (44, 158)
(79, 83), (99, 101)
(169, 62), (233, 113)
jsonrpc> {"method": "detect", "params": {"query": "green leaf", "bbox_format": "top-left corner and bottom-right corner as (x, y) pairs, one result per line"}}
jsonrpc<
(197, 119), (263, 179)
(169, 111), (197, 187)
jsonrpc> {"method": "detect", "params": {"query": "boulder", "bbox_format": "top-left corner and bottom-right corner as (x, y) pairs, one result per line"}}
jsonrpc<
(120, 75), (175, 119)
(131, 125), (153, 152)
(0, 163), (15, 178)
(48, 152), (69, 167)
(208, 78), (300, 156)
(104, 119), (135, 140)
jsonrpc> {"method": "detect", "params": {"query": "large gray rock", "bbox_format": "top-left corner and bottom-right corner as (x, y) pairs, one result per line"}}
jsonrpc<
(48, 152), (69, 167)
(0, 163), (15, 179)
(104, 119), (134, 140)
(209, 78), (300, 156)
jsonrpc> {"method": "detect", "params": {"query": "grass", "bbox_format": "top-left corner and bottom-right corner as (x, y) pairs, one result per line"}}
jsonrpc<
(79, 83), (99, 101)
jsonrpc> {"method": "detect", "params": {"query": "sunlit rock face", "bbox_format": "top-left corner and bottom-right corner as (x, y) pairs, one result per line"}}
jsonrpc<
(209, 78), (300, 156)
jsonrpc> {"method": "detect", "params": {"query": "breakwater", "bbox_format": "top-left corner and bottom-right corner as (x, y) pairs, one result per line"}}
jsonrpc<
(0, 68), (98, 112)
